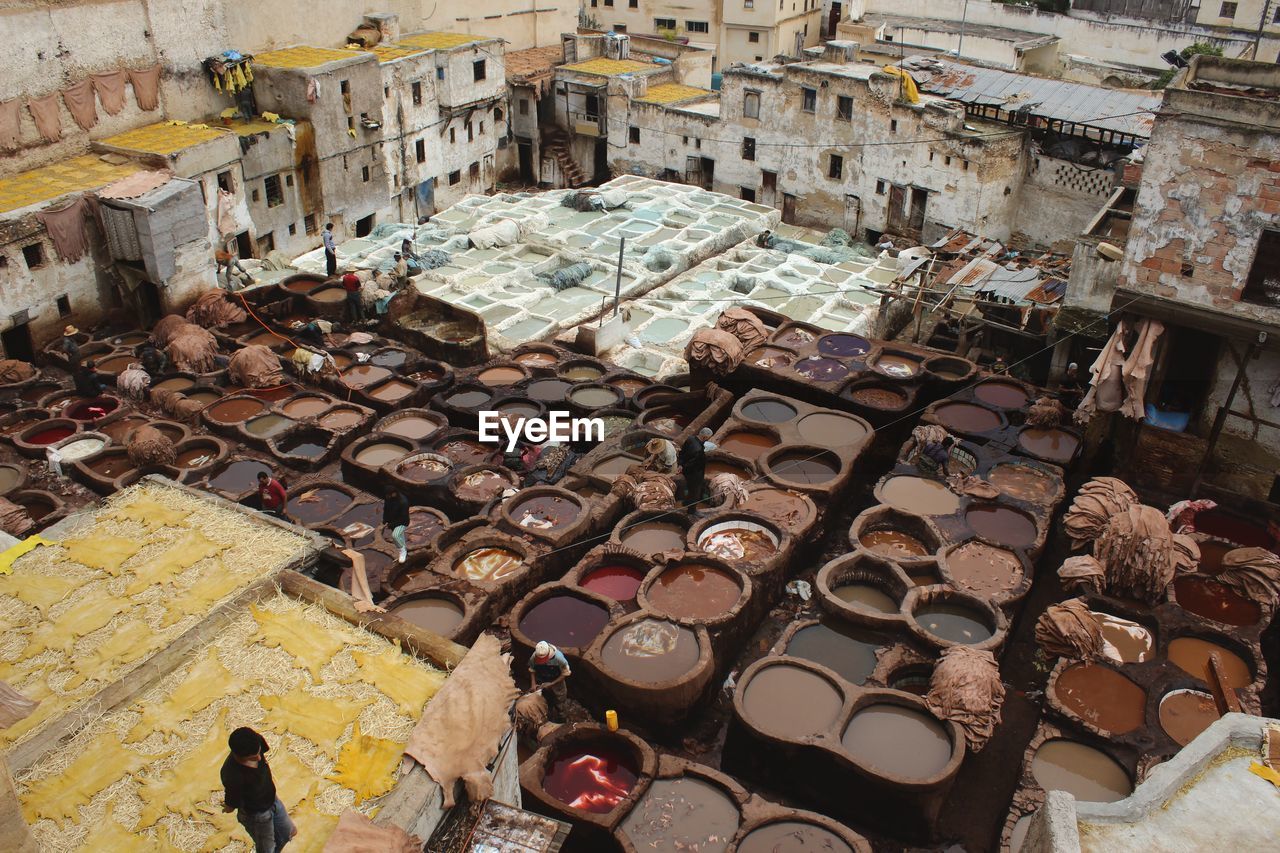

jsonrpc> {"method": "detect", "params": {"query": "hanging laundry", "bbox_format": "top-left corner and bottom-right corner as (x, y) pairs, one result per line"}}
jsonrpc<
(128, 65), (162, 111)
(0, 98), (20, 150)
(1121, 318), (1164, 420)
(62, 79), (98, 131)
(91, 71), (128, 115)
(27, 93), (63, 142)
(35, 197), (91, 263)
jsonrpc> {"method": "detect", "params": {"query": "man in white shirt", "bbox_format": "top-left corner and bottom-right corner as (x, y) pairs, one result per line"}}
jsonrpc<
(322, 222), (337, 276)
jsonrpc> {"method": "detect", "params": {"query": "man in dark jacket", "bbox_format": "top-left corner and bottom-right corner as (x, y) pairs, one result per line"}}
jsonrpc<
(138, 344), (168, 376)
(221, 726), (296, 853)
(73, 361), (105, 397)
(383, 487), (410, 563)
(678, 428), (710, 502)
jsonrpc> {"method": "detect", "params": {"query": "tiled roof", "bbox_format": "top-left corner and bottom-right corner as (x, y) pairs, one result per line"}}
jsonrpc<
(254, 46), (358, 69)
(0, 155), (137, 215)
(99, 122), (226, 156)
(636, 83), (713, 104)
(560, 58), (652, 77)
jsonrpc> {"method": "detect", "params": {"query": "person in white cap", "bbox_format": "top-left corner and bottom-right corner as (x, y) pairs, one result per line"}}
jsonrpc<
(527, 640), (571, 720)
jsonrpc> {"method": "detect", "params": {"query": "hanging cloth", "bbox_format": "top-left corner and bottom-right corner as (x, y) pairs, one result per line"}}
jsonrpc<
(1078, 318), (1129, 418)
(1121, 318), (1164, 420)
(0, 98), (20, 149)
(26, 93), (63, 142)
(128, 65), (162, 111)
(91, 70), (128, 115)
(61, 79), (98, 131)
(35, 197), (91, 263)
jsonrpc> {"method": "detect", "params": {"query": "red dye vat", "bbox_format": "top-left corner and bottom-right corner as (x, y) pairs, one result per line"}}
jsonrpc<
(27, 426), (74, 445)
(65, 397), (118, 421)
(542, 746), (638, 813)
(581, 565), (646, 604)
(1192, 509), (1278, 552)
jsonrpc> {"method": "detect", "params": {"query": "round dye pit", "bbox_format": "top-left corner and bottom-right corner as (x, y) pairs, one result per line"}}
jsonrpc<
(208, 460), (272, 494)
(542, 744), (638, 814)
(768, 451), (840, 486)
(647, 564), (742, 621)
(913, 602), (993, 645)
(738, 821), (854, 853)
(719, 431), (778, 461)
(848, 385), (907, 409)
(334, 503), (381, 540)
(1197, 540), (1234, 575)
(64, 397), (118, 421)
(795, 358), (849, 383)
(25, 425), (74, 445)
(601, 619), (700, 683)
(526, 379), (572, 403)
(455, 547), (523, 582)
(279, 437), (328, 459)
(945, 542), (1023, 598)
(988, 464), (1057, 504)
(454, 469), (511, 502)
(740, 488), (812, 532)
(1054, 663), (1146, 734)
(860, 529), (930, 560)
(368, 379), (415, 403)
(282, 395), (329, 418)
(320, 408), (364, 430)
(642, 413), (689, 436)
(0, 466), (22, 494)
(965, 505), (1037, 549)
(880, 476), (961, 516)
(619, 521), (687, 555)
(1167, 637), (1251, 688)
(208, 397), (266, 424)
(97, 416), (146, 442)
(355, 442), (409, 468)
(1031, 740), (1131, 803)
(751, 347), (795, 369)
(796, 412), (868, 447)
(817, 334), (869, 358)
(56, 437), (104, 461)
(832, 583), (899, 615)
(515, 351), (558, 368)
(287, 487), (351, 524)
(186, 391), (222, 406)
(436, 440), (493, 466)
(369, 349), (408, 369)
(153, 377), (196, 394)
(1159, 689), (1220, 747)
(341, 364), (392, 390)
(620, 777), (740, 853)
(478, 366), (527, 386)
(581, 565), (646, 605)
(841, 705), (952, 780)
(389, 597), (465, 636)
(743, 664), (843, 738)
(446, 389), (491, 408)
(933, 402), (1001, 433)
(775, 327), (817, 348)
(511, 494), (581, 531)
(873, 353), (920, 378)
(697, 523), (778, 562)
(396, 455), (450, 483)
(569, 386), (621, 409)
(562, 364), (605, 382)
(519, 595), (610, 649)
(740, 399), (797, 423)
(382, 416), (440, 441)
(609, 377), (650, 397)
(244, 414), (294, 438)
(1173, 576), (1261, 626)
(592, 454), (638, 480)
(1089, 611), (1153, 664)
(404, 508), (446, 549)
(95, 354), (135, 374)
(85, 452), (134, 479)
(1018, 428), (1080, 463)
(175, 445), (219, 469)
(786, 620), (880, 684)
(974, 380), (1029, 409)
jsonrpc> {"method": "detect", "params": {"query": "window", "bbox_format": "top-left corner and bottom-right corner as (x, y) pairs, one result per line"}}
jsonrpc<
(259, 231), (275, 253)
(216, 170), (232, 193)
(745, 0), (754, 7)
(755, 56), (763, 62)
(479, 121), (485, 135)
(412, 81), (423, 106)
(449, 170), (461, 185)
(655, 17), (676, 29)
(437, 67), (445, 80)
(347, 116), (355, 133)
(1274, 5), (1280, 22)
(686, 20), (709, 33)
(473, 59), (487, 81)
(264, 174), (283, 208)
(945, 155), (952, 165)
(749, 31), (760, 43)
(0, 255), (6, 270)
(361, 166), (370, 182)
(340, 79), (351, 112)
(604, 0), (612, 6)
(470, 161), (480, 179)
(630, 0), (638, 6)
(741, 187), (756, 202)
(802, 87), (816, 112)
(683, 135), (689, 145)
(251, 188), (260, 203)
(56, 295), (71, 317)
(890, 119), (898, 133)
(828, 154), (843, 180)
(467, 121), (474, 142)
(1219, 1), (1237, 17)
(875, 180), (886, 194)
(836, 95), (852, 121)
(304, 214), (318, 235)
(450, 127), (456, 143)
(1243, 229), (1280, 307)
(742, 136), (756, 161)
(695, 138), (702, 149)
(288, 223), (297, 235)
(962, 159), (969, 170)
(743, 91), (761, 119)
(614, 23), (626, 31)
(285, 174), (294, 187)
(629, 125), (641, 144)
(494, 107), (504, 122)
(384, 86), (389, 98)
(519, 98), (529, 115)
(21, 243), (44, 269)
(416, 139), (426, 163)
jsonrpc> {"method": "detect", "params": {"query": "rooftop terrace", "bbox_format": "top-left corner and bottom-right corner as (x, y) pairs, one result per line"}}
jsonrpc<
(0, 155), (138, 217)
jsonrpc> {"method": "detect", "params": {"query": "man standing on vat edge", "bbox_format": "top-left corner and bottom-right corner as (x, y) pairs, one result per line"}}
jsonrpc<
(528, 640), (571, 721)
(222, 726), (296, 852)
(256, 471), (290, 522)
(384, 486), (410, 563)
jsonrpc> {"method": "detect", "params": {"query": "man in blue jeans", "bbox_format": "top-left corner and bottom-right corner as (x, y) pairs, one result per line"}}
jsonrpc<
(222, 726), (296, 852)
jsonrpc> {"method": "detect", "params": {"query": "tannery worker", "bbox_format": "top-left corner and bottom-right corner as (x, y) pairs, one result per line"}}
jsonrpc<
(921, 434), (956, 478)
(221, 726), (296, 853)
(341, 272), (365, 323)
(393, 252), (409, 290)
(323, 222), (338, 276)
(528, 640), (572, 720)
(383, 486), (410, 563)
(400, 236), (417, 262)
(678, 429), (709, 501)
(644, 437), (678, 474)
(59, 325), (81, 364)
(73, 361), (105, 398)
(138, 343), (168, 376)
(215, 246), (253, 290)
(256, 471), (289, 521)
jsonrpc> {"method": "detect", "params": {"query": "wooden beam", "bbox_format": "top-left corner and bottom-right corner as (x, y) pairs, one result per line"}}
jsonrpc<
(278, 570), (468, 670)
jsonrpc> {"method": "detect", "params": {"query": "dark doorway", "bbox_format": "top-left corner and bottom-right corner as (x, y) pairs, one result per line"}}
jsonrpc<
(762, 170), (777, 207)
(887, 184), (907, 233)
(235, 231), (253, 259)
(699, 157), (714, 191)
(1, 322), (34, 362)
(138, 282), (163, 328)
(593, 140), (609, 182)
(828, 1), (842, 37)
(782, 193), (797, 224)
(909, 187), (929, 232)
(517, 138), (535, 183)
(355, 215), (374, 238)
(1148, 324), (1222, 430)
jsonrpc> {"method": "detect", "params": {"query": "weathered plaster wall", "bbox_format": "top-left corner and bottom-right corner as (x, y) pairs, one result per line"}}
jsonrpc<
(1012, 153), (1120, 252)
(1200, 342), (1280, 446)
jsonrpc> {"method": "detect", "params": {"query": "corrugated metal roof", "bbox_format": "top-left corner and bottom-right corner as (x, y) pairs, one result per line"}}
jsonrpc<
(943, 256), (1065, 304)
(903, 58), (1159, 137)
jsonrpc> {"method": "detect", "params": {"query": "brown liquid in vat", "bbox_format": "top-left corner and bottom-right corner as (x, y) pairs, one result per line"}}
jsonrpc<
(841, 705), (952, 780)
(742, 664), (843, 738)
(1158, 689), (1219, 746)
(1168, 637), (1251, 688)
(861, 529), (929, 559)
(1053, 663), (1146, 734)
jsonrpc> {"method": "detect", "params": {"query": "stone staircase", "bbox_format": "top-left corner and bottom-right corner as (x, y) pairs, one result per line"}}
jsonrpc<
(542, 129), (587, 188)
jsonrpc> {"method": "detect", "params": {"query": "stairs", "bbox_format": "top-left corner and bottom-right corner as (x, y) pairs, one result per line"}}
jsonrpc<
(542, 129), (587, 188)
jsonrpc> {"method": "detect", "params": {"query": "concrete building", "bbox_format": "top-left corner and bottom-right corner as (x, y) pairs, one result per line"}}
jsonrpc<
(580, 0), (822, 70)
(841, 14), (1061, 73)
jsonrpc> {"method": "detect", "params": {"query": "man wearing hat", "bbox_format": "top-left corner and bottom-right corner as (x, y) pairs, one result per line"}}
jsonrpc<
(58, 326), (81, 364)
(528, 640), (571, 720)
(221, 726), (296, 852)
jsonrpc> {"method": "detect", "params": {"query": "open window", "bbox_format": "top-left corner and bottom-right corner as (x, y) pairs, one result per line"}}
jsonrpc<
(1242, 228), (1280, 308)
